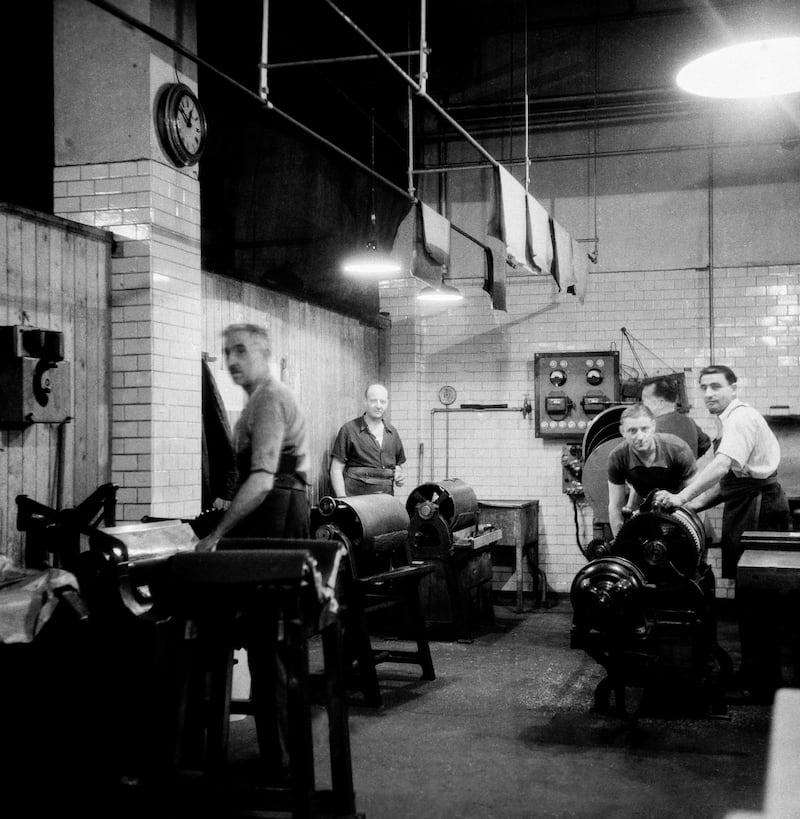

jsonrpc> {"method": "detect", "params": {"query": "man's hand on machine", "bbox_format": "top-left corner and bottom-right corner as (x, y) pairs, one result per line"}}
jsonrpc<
(195, 534), (220, 552)
(652, 490), (681, 510)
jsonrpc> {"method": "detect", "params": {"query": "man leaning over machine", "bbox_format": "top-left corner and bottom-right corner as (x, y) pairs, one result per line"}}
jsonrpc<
(607, 403), (697, 538)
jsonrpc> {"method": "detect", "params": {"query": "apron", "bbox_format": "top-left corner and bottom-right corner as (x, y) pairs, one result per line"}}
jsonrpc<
(718, 471), (789, 579)
(343, 466), (395, 496)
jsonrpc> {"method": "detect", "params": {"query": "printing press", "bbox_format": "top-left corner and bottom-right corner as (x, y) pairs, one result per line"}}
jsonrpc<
(311, 492), (436, 706)
(405, 479), (503, 641)
(570, 494), (733, 717)
(10, 496), (358, 817)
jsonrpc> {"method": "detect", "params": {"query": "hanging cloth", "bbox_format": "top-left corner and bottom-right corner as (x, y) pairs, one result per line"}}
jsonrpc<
(488, 165), (535, 274)
(550, 218), (574, 293)
(393, 201), (449, 286)
(482, 241), (507, 311)
(418, 201), (451, 265)
(525, 193), (554, 277)
(570, 237), (589, 303)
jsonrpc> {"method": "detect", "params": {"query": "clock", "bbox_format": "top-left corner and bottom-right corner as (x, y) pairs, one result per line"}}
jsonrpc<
(156, 83), (208, 167)
(438, 385), (457, 406)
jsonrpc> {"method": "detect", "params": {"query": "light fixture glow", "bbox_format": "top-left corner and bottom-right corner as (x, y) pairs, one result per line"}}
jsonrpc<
(417, 282), (464, 303)
(341, 242), (404, 278)
(676, 36), (800, 99)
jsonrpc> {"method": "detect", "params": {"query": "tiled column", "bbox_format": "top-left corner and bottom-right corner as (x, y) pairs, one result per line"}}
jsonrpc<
(53, 1), (203, 522)
(54, 160), (202, 521)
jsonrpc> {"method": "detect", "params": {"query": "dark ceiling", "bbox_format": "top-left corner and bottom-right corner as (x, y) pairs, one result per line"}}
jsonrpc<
(4, 1), (798, 324)
(199, 0), (800, 322)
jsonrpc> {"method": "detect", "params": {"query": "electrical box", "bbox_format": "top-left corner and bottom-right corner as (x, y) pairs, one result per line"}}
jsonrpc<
(533, 351), (619, 439)
(561, 443), (584, 495)
(0, 325), (71, 425)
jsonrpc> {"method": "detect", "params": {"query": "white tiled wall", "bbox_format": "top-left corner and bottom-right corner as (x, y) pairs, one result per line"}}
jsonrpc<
(55, 160), (202, 522)
(381, 263), (800, 598)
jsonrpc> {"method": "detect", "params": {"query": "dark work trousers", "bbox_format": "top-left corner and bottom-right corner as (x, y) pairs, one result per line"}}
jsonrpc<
(720, 472), (790, 697)
(231, 485), (310, 775)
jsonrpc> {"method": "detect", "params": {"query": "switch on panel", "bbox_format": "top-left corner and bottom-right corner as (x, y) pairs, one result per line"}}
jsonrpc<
(533, 351), (620, 439)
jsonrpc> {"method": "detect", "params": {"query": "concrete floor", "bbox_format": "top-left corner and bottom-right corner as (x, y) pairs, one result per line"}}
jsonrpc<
(227, 600), (774, 819)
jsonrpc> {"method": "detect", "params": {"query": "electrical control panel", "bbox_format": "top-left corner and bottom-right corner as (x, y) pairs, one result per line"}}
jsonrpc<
(0, 325), (71, 425)
(561, 443), (584, 495)
(534, 351), (619, 439)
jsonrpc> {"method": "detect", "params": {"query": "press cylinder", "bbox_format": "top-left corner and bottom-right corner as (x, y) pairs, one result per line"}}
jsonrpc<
(613, 505), (706, 582)
(405, 479), (479, 532)
(313, 494), (409, 553)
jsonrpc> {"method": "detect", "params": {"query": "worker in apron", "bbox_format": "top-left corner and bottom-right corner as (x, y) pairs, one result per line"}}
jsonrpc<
(330, 383), (406, 497)
(653, 364), (790, 703)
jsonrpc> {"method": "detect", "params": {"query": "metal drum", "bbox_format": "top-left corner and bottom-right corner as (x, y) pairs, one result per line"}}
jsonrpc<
(405, 479), (479, 532)
(570, 555), (648, 633)
(583, 405), (627, 459)
(580, 405), (626, 524)
(312, 493), (409, 554)
(614, 504), (706, 583)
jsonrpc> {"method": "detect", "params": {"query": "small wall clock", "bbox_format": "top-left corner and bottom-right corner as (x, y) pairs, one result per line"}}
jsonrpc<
(156, 82), (208, 167)
(438, 385), (457, 406)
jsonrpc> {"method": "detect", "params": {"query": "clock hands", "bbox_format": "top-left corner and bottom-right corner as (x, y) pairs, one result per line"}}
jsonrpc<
(178, 103), (193, 127)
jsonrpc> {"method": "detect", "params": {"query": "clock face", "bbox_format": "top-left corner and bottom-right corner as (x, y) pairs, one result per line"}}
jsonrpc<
(157, 83), (207, 167)
(176, 94), (204, 155)
(438, 385), (457, 406)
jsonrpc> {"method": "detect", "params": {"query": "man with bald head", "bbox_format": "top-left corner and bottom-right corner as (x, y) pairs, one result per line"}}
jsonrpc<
(330, 383), (406, 497)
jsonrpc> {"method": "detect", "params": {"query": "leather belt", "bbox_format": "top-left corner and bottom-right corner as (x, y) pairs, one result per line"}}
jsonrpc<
(345, 467), (394, 485)
(272, 473), (308, 491)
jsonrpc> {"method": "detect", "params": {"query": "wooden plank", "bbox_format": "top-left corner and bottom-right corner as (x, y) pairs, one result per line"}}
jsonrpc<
(4, 216), (23, 562)
(84, 237), (101, 498)
(19, 219), (39, 519)
(0, 214), (8, 559)
(60, 231), (76, 510)
(99, 241), (112, 488)
(73, 234), (90, 502)
(0, 212), (7, 324)
(33, 224), (52, 508)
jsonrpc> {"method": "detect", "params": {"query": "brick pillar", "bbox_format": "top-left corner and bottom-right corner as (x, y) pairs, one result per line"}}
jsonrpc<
(53, 1), (203, 521)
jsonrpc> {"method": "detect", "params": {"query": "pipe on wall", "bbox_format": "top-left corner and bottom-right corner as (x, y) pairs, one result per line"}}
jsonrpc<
(708, 143), (716, 364)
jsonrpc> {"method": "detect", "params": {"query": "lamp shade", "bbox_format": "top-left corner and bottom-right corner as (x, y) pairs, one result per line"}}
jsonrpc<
(676, 36), (800, 99)
(341, 242), (404, 278)
(417, 282), (464, 303)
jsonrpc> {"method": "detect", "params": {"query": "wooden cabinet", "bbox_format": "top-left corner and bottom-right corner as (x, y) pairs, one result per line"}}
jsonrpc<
(478, 500), (539, 612)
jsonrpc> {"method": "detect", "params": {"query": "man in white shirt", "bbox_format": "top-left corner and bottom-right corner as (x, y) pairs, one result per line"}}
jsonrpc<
(653, 365), (789, 703)
(653, 365), (789, 576)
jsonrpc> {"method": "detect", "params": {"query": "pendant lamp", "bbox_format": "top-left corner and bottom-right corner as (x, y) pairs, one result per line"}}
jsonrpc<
(341, 221), (403, 278)
(676, 32), (800, 99)
(417, 267), (463, 303)
(341, 110), (404, 279)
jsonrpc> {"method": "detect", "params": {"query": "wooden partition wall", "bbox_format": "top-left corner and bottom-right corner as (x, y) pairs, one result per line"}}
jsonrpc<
(0, 204), (112, 565)
(201, 272), (387, 505)
(0, 214), (383, 563)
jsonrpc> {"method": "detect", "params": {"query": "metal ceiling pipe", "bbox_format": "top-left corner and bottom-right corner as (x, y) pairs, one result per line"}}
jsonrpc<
(321, 0), (501, 173)
(415, 135), (798, 174)
(260, 0), (269, 101)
